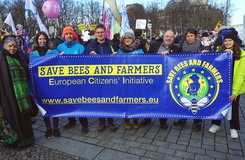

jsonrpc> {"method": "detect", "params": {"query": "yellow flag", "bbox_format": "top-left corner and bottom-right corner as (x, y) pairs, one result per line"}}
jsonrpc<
(214, 21), (223, 32)
(105, 0), (121, 23)
(89, 24), (97, 31)
(77, 24), (87, 31)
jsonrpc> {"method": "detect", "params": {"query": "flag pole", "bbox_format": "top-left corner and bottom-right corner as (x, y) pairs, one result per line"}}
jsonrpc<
(102, 0), (105, 23)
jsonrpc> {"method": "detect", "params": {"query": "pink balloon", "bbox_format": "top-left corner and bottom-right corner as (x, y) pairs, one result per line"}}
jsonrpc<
(42, 0), (61, 19)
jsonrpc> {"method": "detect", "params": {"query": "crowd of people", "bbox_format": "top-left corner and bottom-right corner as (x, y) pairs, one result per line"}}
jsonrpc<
(0, 23), (245, 148)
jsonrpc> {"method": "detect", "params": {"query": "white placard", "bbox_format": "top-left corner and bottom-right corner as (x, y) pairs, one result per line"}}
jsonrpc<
(135, 19), (147, 29)
(49, 26), (55, 34)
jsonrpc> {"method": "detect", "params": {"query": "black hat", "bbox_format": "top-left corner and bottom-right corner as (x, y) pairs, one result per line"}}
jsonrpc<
(223, 32), (238, 43)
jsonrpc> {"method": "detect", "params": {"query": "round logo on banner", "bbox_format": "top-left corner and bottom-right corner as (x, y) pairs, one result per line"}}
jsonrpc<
(167, 60), (222, 115)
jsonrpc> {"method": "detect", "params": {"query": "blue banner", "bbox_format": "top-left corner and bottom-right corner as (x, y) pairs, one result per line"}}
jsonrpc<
(29, 52), (232, 119)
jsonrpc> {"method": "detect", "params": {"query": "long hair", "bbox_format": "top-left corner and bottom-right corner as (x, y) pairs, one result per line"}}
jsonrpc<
(32, 31), (54, 50)
(35, 31), (49, 47)
(221, 43), (241, 60)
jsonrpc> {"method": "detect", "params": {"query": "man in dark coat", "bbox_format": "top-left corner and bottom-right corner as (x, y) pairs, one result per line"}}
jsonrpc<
(148, 30), (180, 54)
(142, 30), (180, 129)
(85, 24), (118, 132)
(85, 24), (118, 54)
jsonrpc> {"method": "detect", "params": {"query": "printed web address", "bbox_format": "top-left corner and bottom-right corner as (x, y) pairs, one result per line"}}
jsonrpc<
(41, 96), (159, 104)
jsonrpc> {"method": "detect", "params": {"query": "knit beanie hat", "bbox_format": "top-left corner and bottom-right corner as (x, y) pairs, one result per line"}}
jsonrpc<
(62, 26), (76, 37)
(122, 29), (135, 40)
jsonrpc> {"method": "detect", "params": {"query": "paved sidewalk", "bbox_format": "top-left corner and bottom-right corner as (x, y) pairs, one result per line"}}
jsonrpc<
(1, 94), (245, 160)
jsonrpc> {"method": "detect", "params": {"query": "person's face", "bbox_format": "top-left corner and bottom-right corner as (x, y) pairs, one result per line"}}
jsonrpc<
(123, 37), (133, 45)
(95, 28), (105, 41)
(5, 41), (17, 55)
(224, 38), (234, 49)
(64, 33), (74, 42)
(38, 34), (47, 47)
(186, 32), (196, 44)
(164, 31), (174, 45)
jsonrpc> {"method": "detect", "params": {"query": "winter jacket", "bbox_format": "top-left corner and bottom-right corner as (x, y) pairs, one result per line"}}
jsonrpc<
(57, 41), (85, 54)
(29, 49), (59, 61)
(29, 43), (59, 61)
(52, 37), (63, 48)
(85, 39), (117, 54)
(147, 41), (180, 53)
(232, 48), (245, 96)
(216, 48), (245, 96)
(118, 49), (144, 54)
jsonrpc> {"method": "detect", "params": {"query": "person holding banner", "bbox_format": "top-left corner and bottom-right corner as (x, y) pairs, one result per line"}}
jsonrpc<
(29, 31), (59, 61)
(174, 28), (209, 131)
(85, 24), (118, 55)
(0, 37), (34, 147)
(57, 26), (88, 134)
(148, 30), (179, 55)
(116, 29), (144, 129)
(142, 30), (179, 129)
(57, 26), (85, 55)
(209, 32), (245, 138)
(118, 29), (144, 55)
(29, 31), (60, 137)
(85, 24), (117, 132)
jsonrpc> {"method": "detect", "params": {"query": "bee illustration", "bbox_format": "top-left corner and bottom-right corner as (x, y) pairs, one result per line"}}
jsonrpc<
(180, 96), (209, 114)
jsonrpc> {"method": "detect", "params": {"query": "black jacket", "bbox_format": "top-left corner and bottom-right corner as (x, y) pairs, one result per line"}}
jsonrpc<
(85, 38), (118, 54)
(147, 41), (180, 54)
(52, 37), (63, 49)
(135, 37), (148, 53)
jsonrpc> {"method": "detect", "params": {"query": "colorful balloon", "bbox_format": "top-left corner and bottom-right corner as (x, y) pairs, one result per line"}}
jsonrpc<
(42, 0), (61, 19)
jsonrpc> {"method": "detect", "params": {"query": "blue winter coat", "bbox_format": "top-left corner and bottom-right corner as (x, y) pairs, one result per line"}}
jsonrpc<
(118, 49), (144, 55)
(29, 49), (59, 61)
(85, 39), (117, 54)
(57, 41), (85, 54)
